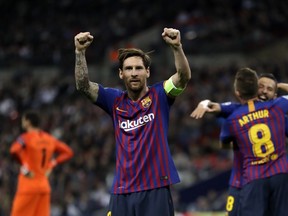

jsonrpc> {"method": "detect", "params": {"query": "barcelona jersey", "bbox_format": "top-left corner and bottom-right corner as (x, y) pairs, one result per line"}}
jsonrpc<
(220, 96), (288, 185)
(95, 81), (180, 194)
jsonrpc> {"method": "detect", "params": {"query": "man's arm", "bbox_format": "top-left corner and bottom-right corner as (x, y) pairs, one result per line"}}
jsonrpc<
(51, 140), (74, 166)
(190, 100), (221, 119)
(46, 139), (74, 177)
(220, 140), (234, 149)
(10, 141), (23, 164)
(10, 140), (34, 178)
(74, 32), (99, 102)
(219, 119), (236, 150)
(162, 28), (191, 92)
(278, 83), (288, 93)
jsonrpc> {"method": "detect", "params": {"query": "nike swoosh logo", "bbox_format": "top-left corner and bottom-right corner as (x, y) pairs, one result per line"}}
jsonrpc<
(116, 107), (127, 112)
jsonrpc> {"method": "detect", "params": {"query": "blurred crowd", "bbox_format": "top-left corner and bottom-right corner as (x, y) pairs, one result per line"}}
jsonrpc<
(1, 0), (288, 215)
(1, 0), (287, 68)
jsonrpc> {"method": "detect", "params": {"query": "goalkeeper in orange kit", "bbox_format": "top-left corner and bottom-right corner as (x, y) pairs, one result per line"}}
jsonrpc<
(10, 110), (74, 216)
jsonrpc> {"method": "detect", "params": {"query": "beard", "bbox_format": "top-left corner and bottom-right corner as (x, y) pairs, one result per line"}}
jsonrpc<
(126, 79), (145, 92)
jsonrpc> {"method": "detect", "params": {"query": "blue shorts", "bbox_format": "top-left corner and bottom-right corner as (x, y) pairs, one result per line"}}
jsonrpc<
(107, 186), (174, 216)
(225, 186), (241, 216)
(239, 173), (288, 216)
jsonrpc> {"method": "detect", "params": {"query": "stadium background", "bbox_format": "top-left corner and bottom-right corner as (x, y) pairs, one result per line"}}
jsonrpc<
(0, 0), (288, 215)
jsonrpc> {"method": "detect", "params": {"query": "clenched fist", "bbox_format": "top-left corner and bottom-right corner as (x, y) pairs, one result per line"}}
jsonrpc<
(162, 28), (181, 48)
(74, 32), (94, 52)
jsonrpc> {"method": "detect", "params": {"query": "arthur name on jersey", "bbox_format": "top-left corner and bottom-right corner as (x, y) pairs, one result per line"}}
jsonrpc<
(119, 113), (155, 132)
(238, 109), (269, 127)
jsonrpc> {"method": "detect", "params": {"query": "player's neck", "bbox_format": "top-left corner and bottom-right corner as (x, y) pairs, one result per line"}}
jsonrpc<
(243, 97), (259, 104)
(128, 86), (149, 101)
(26, 127), (41, 132)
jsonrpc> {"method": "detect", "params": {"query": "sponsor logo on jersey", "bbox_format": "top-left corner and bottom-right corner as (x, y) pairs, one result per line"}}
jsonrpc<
(251, 153), (278, 165)
(116, 107), (127, 113)
(119, 113), (155, 131)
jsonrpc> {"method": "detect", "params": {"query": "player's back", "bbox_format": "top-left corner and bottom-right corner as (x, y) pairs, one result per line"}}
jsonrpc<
(23, 131), (57, 175)
(223, 98), (288, 184)
(15, 130), (58, 193)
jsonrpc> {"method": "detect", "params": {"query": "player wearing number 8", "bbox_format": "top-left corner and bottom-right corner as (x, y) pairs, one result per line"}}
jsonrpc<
(190, 73), (284, 216)
(220, 68), (288, 216)
(9, 111), (74, 216)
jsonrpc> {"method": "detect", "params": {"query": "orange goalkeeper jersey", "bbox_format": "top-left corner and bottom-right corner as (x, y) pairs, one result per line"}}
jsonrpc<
(10, 130), (73, 194)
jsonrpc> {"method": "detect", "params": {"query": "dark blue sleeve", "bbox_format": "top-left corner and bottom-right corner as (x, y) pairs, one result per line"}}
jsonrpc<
(275, 96), (288, 113)
(285, 116), (288, 137)
(94, 84), (122, 115)
(219, 102), (241, 118)
(220, 118), (234, 145)
(158, 81), (175, 106)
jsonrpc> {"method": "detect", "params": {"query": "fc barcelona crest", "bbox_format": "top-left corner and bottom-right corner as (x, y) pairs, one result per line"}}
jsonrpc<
(141, 96), (152, 108)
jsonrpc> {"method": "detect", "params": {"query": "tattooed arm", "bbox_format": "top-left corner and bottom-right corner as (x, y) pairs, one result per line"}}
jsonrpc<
(74, 32), (99, 102)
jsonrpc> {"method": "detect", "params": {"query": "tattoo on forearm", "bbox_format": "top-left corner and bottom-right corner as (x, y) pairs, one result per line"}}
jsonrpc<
(75, 52), (90, 94)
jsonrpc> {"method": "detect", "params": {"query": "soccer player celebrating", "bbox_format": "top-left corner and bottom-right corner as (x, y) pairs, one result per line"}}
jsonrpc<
(74, 28), (191, 216)
(190, 73), (287, 216)
(10, 111), (74, 216)
(220, 68), (288, 216)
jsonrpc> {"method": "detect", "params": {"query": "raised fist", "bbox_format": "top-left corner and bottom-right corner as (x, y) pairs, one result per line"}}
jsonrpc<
(162, 28), (181, 48)
(74, 32), (94, 52)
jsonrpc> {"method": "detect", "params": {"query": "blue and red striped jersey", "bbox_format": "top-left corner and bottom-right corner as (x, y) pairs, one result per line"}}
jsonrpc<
(95, 82), (180, 194)
(219, 102), (244, 188)
(220, 96), (288, 185)
(229, 148), (243, 188)
(221, 101), (288, 188)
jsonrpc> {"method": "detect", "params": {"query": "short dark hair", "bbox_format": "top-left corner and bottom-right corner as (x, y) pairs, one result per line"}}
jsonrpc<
(259, 72), (278, 91)
(118, 48), (152, 70)
(23, 111), (41, 127)
(259, 73), (277, 82)
(234, 67), (258, 100)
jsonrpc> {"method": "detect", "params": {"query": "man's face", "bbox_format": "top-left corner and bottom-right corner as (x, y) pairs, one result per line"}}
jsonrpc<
(258, 77), (277, 101)
(119, 56), (150, 92)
